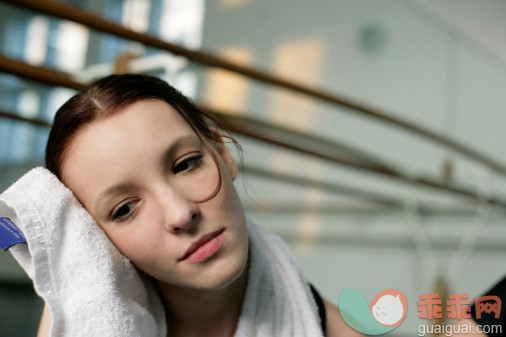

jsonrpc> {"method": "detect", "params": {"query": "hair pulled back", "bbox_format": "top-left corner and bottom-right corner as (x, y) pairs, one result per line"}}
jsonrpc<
(45, 74), (223, 178)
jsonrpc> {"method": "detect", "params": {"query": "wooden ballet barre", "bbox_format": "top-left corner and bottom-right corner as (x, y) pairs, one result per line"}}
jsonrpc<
(0, 53), (396, 176)
(0, 54), (82, 90)
(0, 109), (51, 127)
(0, 108), (404, 209)
(0, 104), (495, 217)
(1, 0), (506, 175)
(2, 55), (506, 209)
(0, 54), (394, 174)
(242, 165), (401, 208)
(0, 104), (497, 216)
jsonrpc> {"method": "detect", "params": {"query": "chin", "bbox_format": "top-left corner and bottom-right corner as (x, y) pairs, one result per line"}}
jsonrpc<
(195, 243), (249, 291)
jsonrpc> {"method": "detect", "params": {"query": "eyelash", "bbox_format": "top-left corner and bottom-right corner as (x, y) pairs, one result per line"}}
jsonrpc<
(110, 154), (204, 222)
(111, 200), (137, 222)
(173, 154), (203, 174)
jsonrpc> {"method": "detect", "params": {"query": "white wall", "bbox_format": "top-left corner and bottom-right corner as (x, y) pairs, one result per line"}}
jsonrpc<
(197, 1), (506, 335)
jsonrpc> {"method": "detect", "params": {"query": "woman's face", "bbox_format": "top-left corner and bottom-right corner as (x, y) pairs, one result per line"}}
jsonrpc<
(61, 99), (249, 290)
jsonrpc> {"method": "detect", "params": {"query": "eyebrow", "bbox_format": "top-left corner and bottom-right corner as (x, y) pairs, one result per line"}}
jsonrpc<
(159, 134), (202, 170)
(95, 134), (202, 214)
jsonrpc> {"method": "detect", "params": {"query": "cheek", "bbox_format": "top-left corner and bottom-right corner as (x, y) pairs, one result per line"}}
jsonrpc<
(103, 227), (151, 262)
(99, 213), (169, 266)
(211, 169), (245, 219)
(206, 177), (248, 250)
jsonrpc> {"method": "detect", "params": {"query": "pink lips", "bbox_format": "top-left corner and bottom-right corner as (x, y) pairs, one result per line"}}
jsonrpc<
(179, 229), (225, 263)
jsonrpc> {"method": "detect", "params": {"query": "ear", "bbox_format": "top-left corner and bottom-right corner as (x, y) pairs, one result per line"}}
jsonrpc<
(216, 142), (238, 181)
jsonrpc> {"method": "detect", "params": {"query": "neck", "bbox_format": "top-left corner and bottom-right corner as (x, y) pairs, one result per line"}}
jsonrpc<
(155, 259), (249, 337)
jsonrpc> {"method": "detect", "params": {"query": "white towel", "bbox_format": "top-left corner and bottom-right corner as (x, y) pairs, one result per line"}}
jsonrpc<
(0, 167), (323, 337)
(235, 219), (324, 337)
(0, 167), (166, 337)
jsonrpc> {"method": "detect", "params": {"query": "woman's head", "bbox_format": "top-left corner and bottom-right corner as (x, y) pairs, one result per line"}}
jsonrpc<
(46, 74), (223, 178)
(45, 74), (249, 290)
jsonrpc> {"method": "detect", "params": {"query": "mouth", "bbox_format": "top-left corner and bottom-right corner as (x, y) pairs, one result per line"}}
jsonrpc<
(179, 228), (225, 263)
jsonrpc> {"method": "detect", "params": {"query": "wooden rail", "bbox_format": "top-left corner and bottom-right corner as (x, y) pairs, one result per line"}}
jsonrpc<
(0, 109), (51, 127)
(0, 54), (83, 90)
(2, 0), (506, 175)
(2, 55), (506, 208)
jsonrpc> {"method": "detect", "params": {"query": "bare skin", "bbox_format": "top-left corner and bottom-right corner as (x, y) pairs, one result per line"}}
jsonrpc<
(157, 262), (249, 337)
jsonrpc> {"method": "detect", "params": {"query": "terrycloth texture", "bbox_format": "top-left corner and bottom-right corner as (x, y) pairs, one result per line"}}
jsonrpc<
(1, 167), (323, 337)
(0, 167), (166, 337)
(235, 219), (324, 337)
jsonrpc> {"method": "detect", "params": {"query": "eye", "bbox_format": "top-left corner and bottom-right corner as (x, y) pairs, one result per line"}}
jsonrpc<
(173, 154), (203, 174)
(111, 200), (137, 222)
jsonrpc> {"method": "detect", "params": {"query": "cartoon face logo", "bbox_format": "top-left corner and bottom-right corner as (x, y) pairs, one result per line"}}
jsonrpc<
(371, 294), (404, 325)
(339, 288), (408, 335)
(370, 289), (408, 327)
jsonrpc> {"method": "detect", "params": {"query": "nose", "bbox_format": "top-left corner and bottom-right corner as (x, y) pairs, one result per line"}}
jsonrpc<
(156, 184), (199, 234)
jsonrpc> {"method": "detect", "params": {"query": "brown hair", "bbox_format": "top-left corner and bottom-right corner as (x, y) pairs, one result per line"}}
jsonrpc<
(45, 74), (228, 179)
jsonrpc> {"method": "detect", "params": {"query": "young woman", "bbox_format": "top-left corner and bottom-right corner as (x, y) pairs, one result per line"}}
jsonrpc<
(38, 74), (364, 337)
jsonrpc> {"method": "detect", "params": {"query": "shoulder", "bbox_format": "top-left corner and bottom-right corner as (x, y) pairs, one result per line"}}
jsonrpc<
(323, 298), (368, 337)
(37, 304), (51, 337)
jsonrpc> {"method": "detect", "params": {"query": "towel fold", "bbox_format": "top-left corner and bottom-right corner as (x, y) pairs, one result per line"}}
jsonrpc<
(0, 167), (323, 337)
(235, 219), (324, 337)
(0, 167), (166, 337)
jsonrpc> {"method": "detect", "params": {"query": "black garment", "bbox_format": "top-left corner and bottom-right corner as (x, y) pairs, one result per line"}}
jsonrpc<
(471, 275), (506, 337)
(309, 283), (327, 336)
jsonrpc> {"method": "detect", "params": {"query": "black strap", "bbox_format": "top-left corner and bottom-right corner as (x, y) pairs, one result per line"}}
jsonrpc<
(309, 283), (327, 336)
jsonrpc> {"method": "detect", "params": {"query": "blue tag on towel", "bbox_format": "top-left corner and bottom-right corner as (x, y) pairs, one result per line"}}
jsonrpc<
(0, 217), (26, 251)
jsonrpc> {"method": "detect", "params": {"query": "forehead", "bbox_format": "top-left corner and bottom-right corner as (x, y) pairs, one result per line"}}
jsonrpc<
(90, 99), (191, 139)
(61, 99), (195, 182)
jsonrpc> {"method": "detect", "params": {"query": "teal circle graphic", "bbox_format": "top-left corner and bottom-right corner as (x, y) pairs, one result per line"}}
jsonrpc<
(339, 288), (398, 335)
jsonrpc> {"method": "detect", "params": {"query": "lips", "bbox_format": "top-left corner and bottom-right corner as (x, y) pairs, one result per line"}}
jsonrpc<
(179, 229), (225, 263)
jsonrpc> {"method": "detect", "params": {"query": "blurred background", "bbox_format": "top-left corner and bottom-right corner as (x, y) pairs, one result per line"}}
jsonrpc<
(0, 0), (505, 336)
